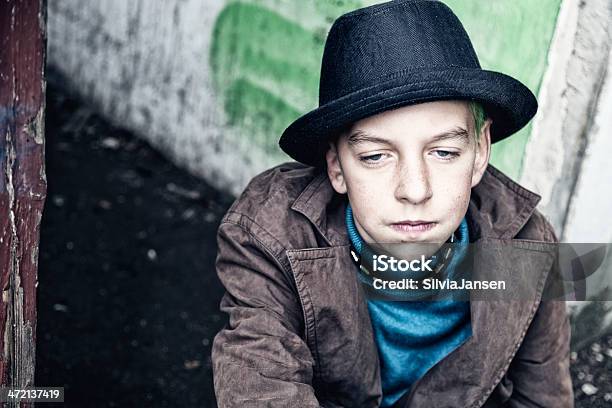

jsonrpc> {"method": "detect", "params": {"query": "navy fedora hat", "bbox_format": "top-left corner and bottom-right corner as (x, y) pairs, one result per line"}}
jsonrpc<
(279, 0), (538, 167)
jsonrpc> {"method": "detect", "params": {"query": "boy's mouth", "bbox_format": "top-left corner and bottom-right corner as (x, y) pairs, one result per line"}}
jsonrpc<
(390, 221), (436, 232)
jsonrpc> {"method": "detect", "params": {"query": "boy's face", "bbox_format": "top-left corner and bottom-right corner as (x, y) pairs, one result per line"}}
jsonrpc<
(326, 100), (491, 245)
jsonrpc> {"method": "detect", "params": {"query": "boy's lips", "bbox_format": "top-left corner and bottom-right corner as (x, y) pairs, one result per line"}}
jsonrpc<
(390, 221), (436, 232)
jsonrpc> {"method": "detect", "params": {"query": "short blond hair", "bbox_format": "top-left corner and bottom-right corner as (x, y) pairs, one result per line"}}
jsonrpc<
(468, 100), (487, 146)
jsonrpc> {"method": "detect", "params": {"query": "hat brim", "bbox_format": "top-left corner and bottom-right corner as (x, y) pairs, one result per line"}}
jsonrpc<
(279, 67), (537, 167)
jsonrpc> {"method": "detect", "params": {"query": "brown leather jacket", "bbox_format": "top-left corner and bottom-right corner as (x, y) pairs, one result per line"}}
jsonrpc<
(211, 162), (573, 407)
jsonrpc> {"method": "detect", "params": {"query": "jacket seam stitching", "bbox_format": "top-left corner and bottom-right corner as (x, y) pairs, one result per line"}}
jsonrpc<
(287, 245), (351, 260)
(220, 218), (287, 279)
(286, 251), (324, 382)
(222, 211), (291, 270)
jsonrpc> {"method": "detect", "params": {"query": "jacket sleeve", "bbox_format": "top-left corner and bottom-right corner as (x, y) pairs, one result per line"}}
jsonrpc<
(211, 219), (323, 407)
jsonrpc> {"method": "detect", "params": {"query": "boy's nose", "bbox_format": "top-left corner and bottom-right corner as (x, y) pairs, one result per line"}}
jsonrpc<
(394, 160), (432, 205)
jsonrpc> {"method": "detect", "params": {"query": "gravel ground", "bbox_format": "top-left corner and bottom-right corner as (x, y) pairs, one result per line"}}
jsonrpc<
(35, 71), (612, 407)
(570, 335), (612, 407)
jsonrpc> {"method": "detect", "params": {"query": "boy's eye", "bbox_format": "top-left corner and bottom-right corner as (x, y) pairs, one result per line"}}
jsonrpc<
(360, 153), (384, 163)
(432, 150), (459, 160)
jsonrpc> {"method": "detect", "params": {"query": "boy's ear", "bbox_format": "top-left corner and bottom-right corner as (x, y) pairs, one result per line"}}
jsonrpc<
(325, 140), (348, 194)
(471, 118), (492, 188)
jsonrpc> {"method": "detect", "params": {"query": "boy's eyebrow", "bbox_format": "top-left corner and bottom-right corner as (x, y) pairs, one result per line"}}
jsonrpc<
(346, 126), (470, 147)
(429, 126), (470, 144)
(346, 130), (393, 147)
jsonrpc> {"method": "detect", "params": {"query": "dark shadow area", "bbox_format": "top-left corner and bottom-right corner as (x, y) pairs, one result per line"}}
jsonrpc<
(35, 70), (233, 407)
(34, 70), (612, 407)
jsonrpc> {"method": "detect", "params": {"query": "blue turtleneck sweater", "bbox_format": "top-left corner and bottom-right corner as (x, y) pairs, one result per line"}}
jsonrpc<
(345, 203), (472, 407)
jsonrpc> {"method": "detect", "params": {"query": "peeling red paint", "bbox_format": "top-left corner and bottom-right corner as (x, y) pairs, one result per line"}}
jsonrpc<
(0, 0), (47, 398)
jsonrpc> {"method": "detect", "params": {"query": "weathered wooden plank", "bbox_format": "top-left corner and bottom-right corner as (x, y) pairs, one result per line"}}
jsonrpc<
(0, 0), (47, 403)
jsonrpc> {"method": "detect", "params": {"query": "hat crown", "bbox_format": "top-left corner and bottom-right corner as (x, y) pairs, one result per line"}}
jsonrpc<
(319, 0), (480, 105)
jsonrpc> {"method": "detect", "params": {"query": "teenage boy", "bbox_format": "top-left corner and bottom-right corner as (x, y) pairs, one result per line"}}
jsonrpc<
(211, 1), (573, 407)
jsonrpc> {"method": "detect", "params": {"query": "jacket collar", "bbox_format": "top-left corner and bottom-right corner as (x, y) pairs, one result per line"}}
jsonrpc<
(290, 164), (542, 245)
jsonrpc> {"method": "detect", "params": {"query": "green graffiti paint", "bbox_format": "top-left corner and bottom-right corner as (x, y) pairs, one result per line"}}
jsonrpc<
(210, 2), (325, 154)
(224, 78), (301, 154)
